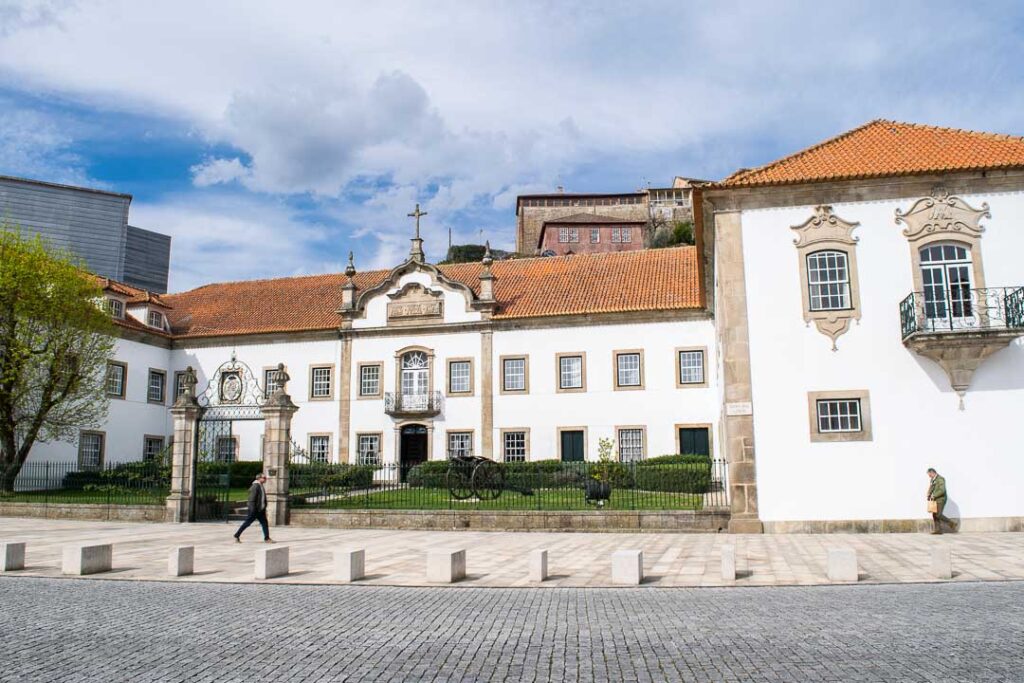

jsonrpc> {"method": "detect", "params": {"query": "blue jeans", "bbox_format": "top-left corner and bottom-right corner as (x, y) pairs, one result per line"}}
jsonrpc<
(234, 509), (269, 540)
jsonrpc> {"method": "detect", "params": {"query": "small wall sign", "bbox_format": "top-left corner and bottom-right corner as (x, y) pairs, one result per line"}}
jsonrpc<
(725, 401), (753, 416)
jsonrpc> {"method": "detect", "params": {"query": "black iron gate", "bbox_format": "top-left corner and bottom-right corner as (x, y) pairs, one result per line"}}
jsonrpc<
(193, 419), (235, 522)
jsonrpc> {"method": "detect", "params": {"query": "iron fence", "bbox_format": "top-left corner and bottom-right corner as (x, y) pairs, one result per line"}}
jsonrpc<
(900, 286), (1024, 339)
(0, 460), (170, 506)
(290, 457), (728, 512)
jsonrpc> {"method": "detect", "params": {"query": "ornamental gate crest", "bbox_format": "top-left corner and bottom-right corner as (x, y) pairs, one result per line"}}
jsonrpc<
(197, 353), (275, 421)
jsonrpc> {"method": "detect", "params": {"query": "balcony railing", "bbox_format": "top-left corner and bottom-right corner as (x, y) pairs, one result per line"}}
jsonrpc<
(384, 391), (443, 417)
(900, 286), (1024, 340)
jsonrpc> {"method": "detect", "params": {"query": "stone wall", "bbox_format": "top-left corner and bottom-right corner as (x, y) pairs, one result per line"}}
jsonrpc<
(0, 502), (166, 522)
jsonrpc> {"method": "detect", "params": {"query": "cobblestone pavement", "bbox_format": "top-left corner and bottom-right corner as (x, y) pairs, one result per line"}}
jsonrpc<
(1, 577), (1022, 682)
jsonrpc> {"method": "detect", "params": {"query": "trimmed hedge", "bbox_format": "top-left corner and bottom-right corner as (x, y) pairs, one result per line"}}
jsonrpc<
(633, 454), (711, 494)
(290, 463), (374, 491)
(406, 461), (449, 488)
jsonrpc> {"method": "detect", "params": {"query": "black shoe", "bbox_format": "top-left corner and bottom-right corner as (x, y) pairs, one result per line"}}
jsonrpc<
(264, 538), (274, 544)
(233, 536), (241, 543)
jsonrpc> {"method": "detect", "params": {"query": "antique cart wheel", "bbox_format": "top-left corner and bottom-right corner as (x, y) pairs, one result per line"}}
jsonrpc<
(471, 460), (505, 501)
(446, 461), (474, 500)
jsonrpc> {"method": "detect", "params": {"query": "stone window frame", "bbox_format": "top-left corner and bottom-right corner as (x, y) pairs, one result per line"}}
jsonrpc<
(674, 346), (708, 389)
(499, 355), (530, 395)
(77, 430), (105, 469)
(215, 435), (240, 462)
(173, 371), (188, 400)
(555, 352), (587, 393)
(263, 365), (286, 399)
(558, 227), (579, 243)
(590, 228), (600, 244)
(807, 389), (873, 443)
(616, 425), (647, 462)
(394, 346), (435, 398)
(106, 360), (127, 400)
(142, 434), (165, 461)
(146, 368), (166, 405)
(356, 432), (383, 466)
(445, 429), (475, 458)
(612, 349), (645, 391)
(446, 357), (475, 397)
(308, 364), (335, 401)
(307, 433), (332, 463)
(500, 428), (530, 462)
(792, 206), (862, 351)
(674, 423), (713, 457)
(557, 426), (589, 461)
(357, 362), (383, 399)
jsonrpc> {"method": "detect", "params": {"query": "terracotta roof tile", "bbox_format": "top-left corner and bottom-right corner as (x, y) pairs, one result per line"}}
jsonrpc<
(163, 247), (701, 339)
(720, 119), (1024, 188)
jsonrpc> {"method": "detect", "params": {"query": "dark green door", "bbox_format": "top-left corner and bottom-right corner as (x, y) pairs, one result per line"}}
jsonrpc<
(560, 430), (585, 462)
(678, 427), (710, 456)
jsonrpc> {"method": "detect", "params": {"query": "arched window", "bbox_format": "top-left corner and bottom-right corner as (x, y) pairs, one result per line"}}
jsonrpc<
(919, 242), (973, 327)
(400, 351), (430, 404)
(806, 250), (851, 311)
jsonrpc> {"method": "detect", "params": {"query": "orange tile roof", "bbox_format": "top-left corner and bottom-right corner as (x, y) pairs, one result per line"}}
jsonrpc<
(720, 119), (1024, 188)
(163, 247), (702, 339)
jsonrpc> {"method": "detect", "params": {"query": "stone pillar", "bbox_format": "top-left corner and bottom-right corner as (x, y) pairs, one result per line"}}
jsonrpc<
(338, 334), (353, 463)
(262, 364), (299, 526)
(480, 330), (494, 458)
(166, 367), (200, 523)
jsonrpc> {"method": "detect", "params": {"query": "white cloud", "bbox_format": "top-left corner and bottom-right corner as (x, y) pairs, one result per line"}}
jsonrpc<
(190, 157), (249, 187)
(0, 108), (91, 185)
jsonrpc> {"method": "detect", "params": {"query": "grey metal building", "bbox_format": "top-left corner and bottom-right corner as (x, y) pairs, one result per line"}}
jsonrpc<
(0, 175), (171, 293)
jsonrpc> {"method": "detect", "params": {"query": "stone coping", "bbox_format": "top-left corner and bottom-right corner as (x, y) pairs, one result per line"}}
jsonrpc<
(0, 502), (165, 523)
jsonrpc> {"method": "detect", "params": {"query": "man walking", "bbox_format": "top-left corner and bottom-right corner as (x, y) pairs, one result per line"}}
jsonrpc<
(927, 468), (957, 535)
(234, 473), (273, 543)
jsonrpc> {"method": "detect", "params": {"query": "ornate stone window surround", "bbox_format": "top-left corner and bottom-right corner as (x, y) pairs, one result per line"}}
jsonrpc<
(500, 427), (530, 462)
(555, 352), (587, 393)
(792, 206), (862, 351)
(393, 346), (435, 398)
(307, 363), (335, 401)
(806, 389), (872, 443)
(446, 357), (475, 396)
(499, 355), (530, 395)
(356, 362), (383, 399)
(612, 349), (645, 391)
(674, 346), (708, 389)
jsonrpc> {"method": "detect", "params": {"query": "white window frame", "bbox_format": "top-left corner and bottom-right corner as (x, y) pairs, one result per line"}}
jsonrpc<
(558, 354), (584, 391)
(147, 309), (164, 329)
(78, 431), (105, 469)
(816, 399), (862, 434)
(447, 431), (473, 458)
(359, 363), (382, 398)
(310, 366), (333, 399)
(147, 369), (166, 404)
(264, 367), (283, 398)
(501, 357), (527, 393)
(308, 434), (331, 463)
(676, 349), (706, 387)
(806, 250), (852, 311)
(448, 360), (472, 395)
(106, 361), (126, 399)
(617, 428), (645, 462)
(143, 436), (165, 461)
(590, 228), (600, 244)
(107, 298), (124, 319)
(215, 436), (238, 463)
(357, 433), (381, 466)
(615, 352), (642, 388)
(558, 227), (579, 243)
(502, 430), (527, 462)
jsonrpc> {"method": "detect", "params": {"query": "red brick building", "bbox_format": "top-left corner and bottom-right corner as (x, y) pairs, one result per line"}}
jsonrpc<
(537, 213), (646, 256)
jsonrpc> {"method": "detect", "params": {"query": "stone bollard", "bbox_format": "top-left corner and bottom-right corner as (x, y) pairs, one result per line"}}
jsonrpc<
(427, 549), (466, 583)
(62, 543), (112, 576)
(255, 546), (290, 580)
(168, 546), (194, 577)
(529, 549), (548, 582)
(0, 542), (26, 572)
(721, 545), (737, 581)
(827, 548), (858, 582)
(930, 546), (952, 580)
(335, 548), (365, 583)
(611, 550), (644, 585)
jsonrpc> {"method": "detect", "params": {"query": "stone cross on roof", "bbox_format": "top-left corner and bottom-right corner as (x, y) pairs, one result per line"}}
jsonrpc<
(408, 203), (427, 239)
(407, 203), (427, 262)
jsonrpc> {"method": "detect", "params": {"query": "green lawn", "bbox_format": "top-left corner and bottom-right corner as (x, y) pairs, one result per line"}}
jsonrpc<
(292, 486), (703, 511)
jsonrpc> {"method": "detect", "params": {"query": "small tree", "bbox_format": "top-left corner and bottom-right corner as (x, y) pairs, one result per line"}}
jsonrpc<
(0, 228), (116, 491)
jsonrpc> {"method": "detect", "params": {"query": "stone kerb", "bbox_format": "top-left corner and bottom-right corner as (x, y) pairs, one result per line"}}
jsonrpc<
(62, 543), (112, 576)
(0, 542), (26, 571)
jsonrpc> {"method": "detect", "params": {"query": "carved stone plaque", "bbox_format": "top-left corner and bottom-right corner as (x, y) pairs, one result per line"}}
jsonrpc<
(386, 282), (444, 321)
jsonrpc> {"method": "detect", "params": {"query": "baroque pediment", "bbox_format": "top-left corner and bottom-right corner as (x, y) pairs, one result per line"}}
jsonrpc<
(386, 282), (444, 321)
(791, 205), (859, 248)
(895, 187), (990, 242)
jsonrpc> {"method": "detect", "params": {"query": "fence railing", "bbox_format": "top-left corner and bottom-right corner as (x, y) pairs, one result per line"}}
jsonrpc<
(900, 286), (1024, 339)
(290, 458), (728, 512)
(0, 461), (170, 506)
(383, 391), (443, 416)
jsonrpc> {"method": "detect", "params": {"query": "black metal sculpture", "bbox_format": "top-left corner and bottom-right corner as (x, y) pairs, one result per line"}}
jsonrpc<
(446, 455), (505, 500)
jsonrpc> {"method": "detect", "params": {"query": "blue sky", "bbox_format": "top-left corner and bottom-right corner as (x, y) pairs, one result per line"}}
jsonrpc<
(1, 0), (1023, 291)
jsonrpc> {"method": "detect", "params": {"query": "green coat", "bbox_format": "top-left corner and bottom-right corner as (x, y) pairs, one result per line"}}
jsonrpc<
(928, 475), (947, 502)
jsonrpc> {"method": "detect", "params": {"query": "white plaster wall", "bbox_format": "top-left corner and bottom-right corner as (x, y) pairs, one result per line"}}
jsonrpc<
(353, 270), (482, 329)
(493, 320), (719, 461)
(740, 189), (1024, 522)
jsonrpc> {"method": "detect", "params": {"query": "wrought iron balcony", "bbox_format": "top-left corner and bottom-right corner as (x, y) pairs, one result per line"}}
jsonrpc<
(384, 391), (443, 417)
(900, 286), (1024, 340)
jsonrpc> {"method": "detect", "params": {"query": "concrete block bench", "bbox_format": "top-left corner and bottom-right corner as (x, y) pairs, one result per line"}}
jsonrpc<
(827, 548), (858, 582)
(529, 549), (548, 582)
(0, 542), (25, 572)
(427, 549), (466, 583)
(612, 550), (644, 585)
(63, 543), (112, 576)
(721, 545), (737, 581)
(335, 548), (365, 583)
(168, 546), (194, 577)
(930, 546), (952, 579)
(255, 546), (289, 580)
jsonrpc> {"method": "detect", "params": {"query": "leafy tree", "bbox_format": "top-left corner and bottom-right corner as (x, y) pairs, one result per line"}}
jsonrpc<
(0, 228), (115, 491)
(648, 219), (695, 248)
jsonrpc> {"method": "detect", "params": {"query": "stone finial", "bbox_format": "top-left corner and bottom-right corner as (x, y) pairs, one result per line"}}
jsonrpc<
(272, 363), (289, 393)
(482, 241), (493, 268)
(345, 251), (356, 279)
(478, 241), (495, 302)
(173, 366), (199, 408)
(341, 252), (357, 310)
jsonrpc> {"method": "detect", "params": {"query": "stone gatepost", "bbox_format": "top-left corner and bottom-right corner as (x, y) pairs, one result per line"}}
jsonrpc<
(166, 366), (200, 523)
(262, 363), (298, 526)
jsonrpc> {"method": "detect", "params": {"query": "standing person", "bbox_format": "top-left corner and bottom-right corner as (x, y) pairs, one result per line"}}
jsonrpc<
(926, 468), (957, 535)
(234, 473), (273, 543)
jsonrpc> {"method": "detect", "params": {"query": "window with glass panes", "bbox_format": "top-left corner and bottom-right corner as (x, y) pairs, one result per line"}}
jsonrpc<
(264, 368), (283, 398)
(448, 360), (471, 393)
(448, 432), (472, 457)
(558, 227), (579, 243)
(618, 428), (644, 461)
(616, 353), (641, 387)
(678, 350), (705, 385)
(559, 355), (583, 389)
(620, 227), (632, 243)
(309, 435), (330, 462)
(611, 227), (623, 243)
(357, 434), (380, 465)
(816, 399), (862, 433)
(360, 365), (381, 396)
(806, 250), (851, 310)
(503, 431), (527, 462)
(79, 432), (104, 468)
(147, 310), (164, 328)
(106, 362), (126, 398)
(143, 436), (164, 461)
(147, 370), (165, 403)
(106, 298), (124, 318)
(216, 436), (237, 462)
(174, 371), (187, 399)
(310, 366), (332, 398)
(502, 358), (526, 391)
(590, 228), (600, 243)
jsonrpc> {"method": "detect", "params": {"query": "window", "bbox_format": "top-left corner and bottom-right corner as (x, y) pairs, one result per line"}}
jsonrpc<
(359, 363), (382, 397)
(308, 435), (331, 463)
(215, 436), (237, 463)
(816, 399), (861, 433)
(264, 368), (283, 398)
(174, 371), (188, 399)
(618, 428), (645, 462)
(400, 351), (430, 400)
(502, 430), (527, 462)
(557, 354), (585, 392)
(143, 436), (165, 461)
(106, 361), (126, 399)
(676, 349), (706, 387)
(621, 227), (632, 243)
(919, 242), (974, 329)
(806, 250), (851, 311)
(614, 351), (642, 389)
(558, 227), (579, 243)
(78, 431), (105, 469)
(310, 366), (333, 399)
(147, 310), (164, 329)
(808, 390), (872, 443)
(448, 359), (472, 394)
(147, 369), (166, 404)
(612, 227), (629, 243)
(448, 432), (473, 458)
(590, 228), (600, 243)
(357, 434), (380, 466)
(501, 356), (528, 393)
(106, 299), (124, 319)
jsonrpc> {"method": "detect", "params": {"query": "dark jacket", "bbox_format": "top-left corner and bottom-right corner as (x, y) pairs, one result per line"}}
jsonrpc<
(247, 480), (267, 514)
(928, 475), (947, 501)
